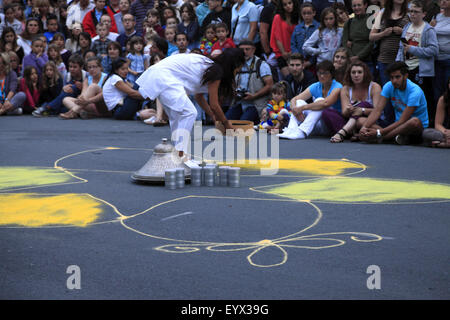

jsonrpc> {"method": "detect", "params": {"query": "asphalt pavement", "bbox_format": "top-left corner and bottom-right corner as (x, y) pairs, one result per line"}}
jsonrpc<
(0, 115), (449, 300)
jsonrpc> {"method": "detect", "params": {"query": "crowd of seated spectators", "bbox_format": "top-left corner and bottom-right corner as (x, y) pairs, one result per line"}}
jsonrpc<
(0, 0), (448, 147)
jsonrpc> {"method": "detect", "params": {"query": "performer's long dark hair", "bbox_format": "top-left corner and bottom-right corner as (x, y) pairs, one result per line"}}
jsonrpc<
(102, 57), (128, 87)
(202, 48), (245, 99)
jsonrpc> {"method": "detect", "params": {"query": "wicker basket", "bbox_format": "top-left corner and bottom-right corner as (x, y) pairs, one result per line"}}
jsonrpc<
(215, 120), (255, 137)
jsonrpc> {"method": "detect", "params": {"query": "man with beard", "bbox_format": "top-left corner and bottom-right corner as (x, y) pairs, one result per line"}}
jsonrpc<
(359, 61), (428, 145)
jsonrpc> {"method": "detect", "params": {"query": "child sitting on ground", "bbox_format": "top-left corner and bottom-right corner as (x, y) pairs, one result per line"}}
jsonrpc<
(19, 66), (40, 113)
(22, 37), (48, 77)
(165, 26), (178, 56)
(173, 32), (190, 55)
(92, 23), (112, 58)
(47, 43), (67, 80)
(51, 33), (72, 69)
(144, 9), (165, 39)
(199, 24), (217, 56)
(211, 23), (236, 52)
(258, 82), (291, 132)
(126, 36), (149, 85)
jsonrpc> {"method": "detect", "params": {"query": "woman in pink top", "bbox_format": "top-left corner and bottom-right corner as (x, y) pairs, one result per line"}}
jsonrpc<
(270, 0), (299, 78)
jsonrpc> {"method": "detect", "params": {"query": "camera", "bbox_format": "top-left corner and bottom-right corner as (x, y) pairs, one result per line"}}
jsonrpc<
(235, 89), (247, 100)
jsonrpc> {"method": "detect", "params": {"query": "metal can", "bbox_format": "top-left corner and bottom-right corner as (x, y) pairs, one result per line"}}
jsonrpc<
(219, 166), (229, 186)
(164, 169), (177, 189)
(175, 167), (185, 188)
(190, 167), (202, 186)
(205, 163), (218, 185)
(227, 167), (240, 187)
(203, 166), (215, 187)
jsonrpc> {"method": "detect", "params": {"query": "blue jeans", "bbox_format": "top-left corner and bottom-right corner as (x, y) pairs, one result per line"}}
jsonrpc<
(376, 61), (395, 126)
(364, 61), (376, 80)
(225, 103), (260, 124)
(46, 84), (81, 114)
(377, 61), (390, 86)
(112, 96), (142, 120)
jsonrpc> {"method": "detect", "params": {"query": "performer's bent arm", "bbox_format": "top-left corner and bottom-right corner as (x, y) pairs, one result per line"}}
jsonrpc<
(115, 81), (144, 100)
(206, 80), (233, 130)
(194, 93), (215, 122)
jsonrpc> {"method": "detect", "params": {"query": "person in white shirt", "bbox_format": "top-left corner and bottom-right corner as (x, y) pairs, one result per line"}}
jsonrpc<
(66, 0), (95, 28)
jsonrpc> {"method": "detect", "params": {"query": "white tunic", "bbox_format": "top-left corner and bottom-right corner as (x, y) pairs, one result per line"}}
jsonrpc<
(136, 54), (214, 112)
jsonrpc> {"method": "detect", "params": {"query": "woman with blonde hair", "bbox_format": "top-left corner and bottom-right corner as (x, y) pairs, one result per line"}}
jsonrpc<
(39, 61), (64, 108)
(0, 52), (26, 116)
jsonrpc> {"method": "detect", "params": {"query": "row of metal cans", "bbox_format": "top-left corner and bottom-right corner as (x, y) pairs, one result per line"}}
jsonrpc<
(165, 164), (240, 189)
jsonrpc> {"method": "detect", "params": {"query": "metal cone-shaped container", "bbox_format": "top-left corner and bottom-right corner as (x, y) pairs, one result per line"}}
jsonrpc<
(131, 138), (191, 182)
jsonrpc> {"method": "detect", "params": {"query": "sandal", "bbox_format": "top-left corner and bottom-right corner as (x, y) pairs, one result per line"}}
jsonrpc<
(0, 105), (10, 116)
(153, 119), (168, 127)
(330, 128), (348, 143)
(59, 110), (79, 119)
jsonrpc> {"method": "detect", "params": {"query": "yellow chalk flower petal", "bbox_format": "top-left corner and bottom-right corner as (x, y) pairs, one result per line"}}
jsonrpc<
(220, 159), (363, 176)
(0, 193), (103, 227)
(266, 177), (450, 203)
(0, 167), (73, 190)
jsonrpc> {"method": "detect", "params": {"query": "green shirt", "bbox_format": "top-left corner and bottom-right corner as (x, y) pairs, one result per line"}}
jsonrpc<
(342, 14), (373, 62)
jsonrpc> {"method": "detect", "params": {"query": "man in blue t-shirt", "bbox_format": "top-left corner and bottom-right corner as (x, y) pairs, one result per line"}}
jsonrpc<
(360, 61), (428, 144)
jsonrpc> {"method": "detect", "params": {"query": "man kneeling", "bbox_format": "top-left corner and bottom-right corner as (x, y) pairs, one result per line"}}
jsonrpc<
(359, 61), (428, 144)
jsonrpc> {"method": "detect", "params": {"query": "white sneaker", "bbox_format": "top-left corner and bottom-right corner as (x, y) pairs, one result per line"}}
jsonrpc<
(144, 116), (156, 124)
(395, 134), (410, 145)
(276, 128), (306, 140)
(7, 107), (22, 115)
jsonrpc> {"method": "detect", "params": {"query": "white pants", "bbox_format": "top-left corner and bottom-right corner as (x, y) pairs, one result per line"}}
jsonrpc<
(278, 98), (330, 139)
(159, 87), (198, 153)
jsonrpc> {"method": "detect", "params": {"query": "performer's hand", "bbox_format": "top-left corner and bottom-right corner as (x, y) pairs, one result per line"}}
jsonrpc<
(215, 120), (228, 135)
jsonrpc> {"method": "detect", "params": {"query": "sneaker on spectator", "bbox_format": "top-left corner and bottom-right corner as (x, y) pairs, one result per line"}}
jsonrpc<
(395, 134), (410, 145)
(32, 106), (50, 117)
(7, 108), (23, 115)
(79, 110), (95, 119)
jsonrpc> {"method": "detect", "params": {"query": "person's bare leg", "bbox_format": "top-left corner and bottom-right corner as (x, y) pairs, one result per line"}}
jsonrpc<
(80, 84), (101, 101)
(330, 118), (356, 142)
(382, 117), (423, 141)
(62, 97), (80, 111)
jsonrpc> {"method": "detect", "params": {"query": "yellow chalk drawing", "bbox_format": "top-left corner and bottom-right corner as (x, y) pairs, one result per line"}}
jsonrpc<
(120, 196), (382, 268)
(261, 177), (450, 203)
(216, 158), (365, 176)
(2, 147), (447, 268)
(0, 167), (76, 191)
(0, 193), (105, 227)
